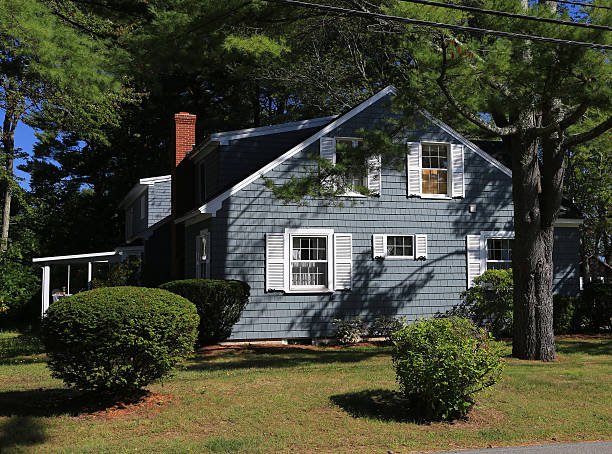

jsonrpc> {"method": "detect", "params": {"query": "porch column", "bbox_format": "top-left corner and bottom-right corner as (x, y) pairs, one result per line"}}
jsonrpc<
(87, 261), (92, 290)
(67, 264), (71, 294)
(41, 266), (50, 317)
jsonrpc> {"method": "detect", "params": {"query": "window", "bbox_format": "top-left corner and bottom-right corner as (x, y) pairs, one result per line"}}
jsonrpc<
(335, 138), (367, 193)
(195, 230), (210, 278)
(421, 143), (449, 195)
(386, 235), (414, 258)
(290, 236), (328, 289)
(486, 238), (513, 270)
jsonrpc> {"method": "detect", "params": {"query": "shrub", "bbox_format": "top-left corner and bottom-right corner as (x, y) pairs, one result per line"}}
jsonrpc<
(368, 316), (408, 339)
(333, 317), (368, 344)
(391, 317), (505, 420)
(42, 287), (198, 393)
(553, 295), (576, 335)
(160, 279), (250, 345)
(579, 283), (612, 332)
(457, 269), (514, 338)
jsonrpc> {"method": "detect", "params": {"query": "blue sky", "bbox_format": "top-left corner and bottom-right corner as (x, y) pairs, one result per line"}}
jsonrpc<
(9, 117), (36, 191)
(1, 107), (36, 191)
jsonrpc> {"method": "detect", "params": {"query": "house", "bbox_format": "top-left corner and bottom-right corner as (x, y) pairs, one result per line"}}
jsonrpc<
(37, 86), (582, 340)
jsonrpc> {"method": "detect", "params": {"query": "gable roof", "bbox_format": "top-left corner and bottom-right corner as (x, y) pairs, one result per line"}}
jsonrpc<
(176, 85), (515, 223)
(119, 175), (171, 209)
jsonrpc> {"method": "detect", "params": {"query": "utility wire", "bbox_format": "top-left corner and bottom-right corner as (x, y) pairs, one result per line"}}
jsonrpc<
(263, 0), (612, 50)
(555, 0), (612, 11)
(397, 0), (612, 31)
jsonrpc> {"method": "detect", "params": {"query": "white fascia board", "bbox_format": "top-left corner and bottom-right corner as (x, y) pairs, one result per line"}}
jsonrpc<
(139, 175), (171, 185)
(187, 86), (397, 220)
(555, 218), (584, 227)
(418, 110), (513, 178)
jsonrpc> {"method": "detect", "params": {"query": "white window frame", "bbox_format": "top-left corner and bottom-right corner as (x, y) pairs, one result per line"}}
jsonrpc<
(195, 229), (210, 278)
(480, 231), (514, 272)
(286, 228), (334, 293)
(383, 234), (415, 260)
(420, 141), (451, 199)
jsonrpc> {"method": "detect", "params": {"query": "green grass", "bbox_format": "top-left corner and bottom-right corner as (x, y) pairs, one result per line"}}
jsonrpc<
(0, 331), (611, 453)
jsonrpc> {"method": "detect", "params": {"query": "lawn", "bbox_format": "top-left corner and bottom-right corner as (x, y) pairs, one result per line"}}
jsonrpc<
(0, 332), (610, 454)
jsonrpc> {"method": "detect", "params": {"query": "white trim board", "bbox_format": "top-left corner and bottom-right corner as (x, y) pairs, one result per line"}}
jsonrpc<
(179, 85), (515, 223)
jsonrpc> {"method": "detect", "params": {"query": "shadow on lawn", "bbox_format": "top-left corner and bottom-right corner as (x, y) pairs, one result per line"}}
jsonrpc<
(556, 339), (612, 356)
(330, 388), (434, 424)
(0, 388), (150, 418)
(186, 346), (389, 372)
(0, 416), (47, 452)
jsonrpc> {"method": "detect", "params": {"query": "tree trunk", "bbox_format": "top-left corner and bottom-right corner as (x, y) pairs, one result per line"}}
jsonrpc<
(1, 112), (16, 253)
(508, 132), (557, 361)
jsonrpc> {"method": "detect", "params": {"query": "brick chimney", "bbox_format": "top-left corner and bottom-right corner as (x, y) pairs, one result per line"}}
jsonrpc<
(173, 112), (196, 167)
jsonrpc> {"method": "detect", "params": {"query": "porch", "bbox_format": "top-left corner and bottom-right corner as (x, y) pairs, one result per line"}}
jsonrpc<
(32, 246), (144, 317)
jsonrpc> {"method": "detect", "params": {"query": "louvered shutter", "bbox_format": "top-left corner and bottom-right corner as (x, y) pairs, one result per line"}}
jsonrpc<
(451, 144), (465, 198)
(466, 235), (481, 288)
(415, 234), (427, 259)
(320, 137), (336, 165)
(406, 142), (421, 196)
(372, 234), (385, 259)
(367, 155), (382, 195)
(334, 233), (352, 290)
(266, 233), (286, 291)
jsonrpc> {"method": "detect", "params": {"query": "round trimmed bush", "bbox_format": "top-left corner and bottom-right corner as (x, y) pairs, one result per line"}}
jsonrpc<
(42, 286), (199, 393)
(391, 317), (505, 420)
(160, 279), (250, 345)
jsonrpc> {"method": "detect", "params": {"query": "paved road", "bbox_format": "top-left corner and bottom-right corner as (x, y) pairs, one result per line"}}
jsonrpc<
(411, 441), (612, 454)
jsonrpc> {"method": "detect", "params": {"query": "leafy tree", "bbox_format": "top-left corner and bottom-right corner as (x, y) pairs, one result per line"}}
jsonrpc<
(565, 119), (611, 279)
(0, 0), (124, 252)
(264, 0), (612, 360)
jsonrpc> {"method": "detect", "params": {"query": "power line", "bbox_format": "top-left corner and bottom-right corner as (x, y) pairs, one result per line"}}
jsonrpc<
(263, 0), (612, 50)
(555, 0), (612, 11)
(397, 0), (612, 31)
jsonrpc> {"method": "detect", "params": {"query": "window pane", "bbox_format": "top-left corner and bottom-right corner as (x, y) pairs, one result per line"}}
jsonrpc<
(291, 262), (327, 286)
(387, 236), (413, 257)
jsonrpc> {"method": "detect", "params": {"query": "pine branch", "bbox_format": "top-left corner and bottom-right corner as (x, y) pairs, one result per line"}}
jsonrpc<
(564, 115), (612, 147)
(436, 43), (516, 137)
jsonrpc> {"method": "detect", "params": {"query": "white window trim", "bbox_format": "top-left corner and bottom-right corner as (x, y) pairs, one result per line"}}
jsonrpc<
(285, 228), (334, 293)
(195, 229), (210, 278)
(480, 231), (514, 273)
(421, 141), (452, 198)
(381, 234), (416, 260)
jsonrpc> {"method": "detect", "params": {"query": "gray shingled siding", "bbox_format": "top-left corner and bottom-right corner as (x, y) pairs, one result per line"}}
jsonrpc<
(552, 227), (580, 295)
(183, 95), (580, 340)
(148, 180), (171, 228)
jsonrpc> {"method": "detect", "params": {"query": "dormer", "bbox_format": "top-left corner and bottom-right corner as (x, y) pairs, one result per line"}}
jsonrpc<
(119, 175), (171, 243)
